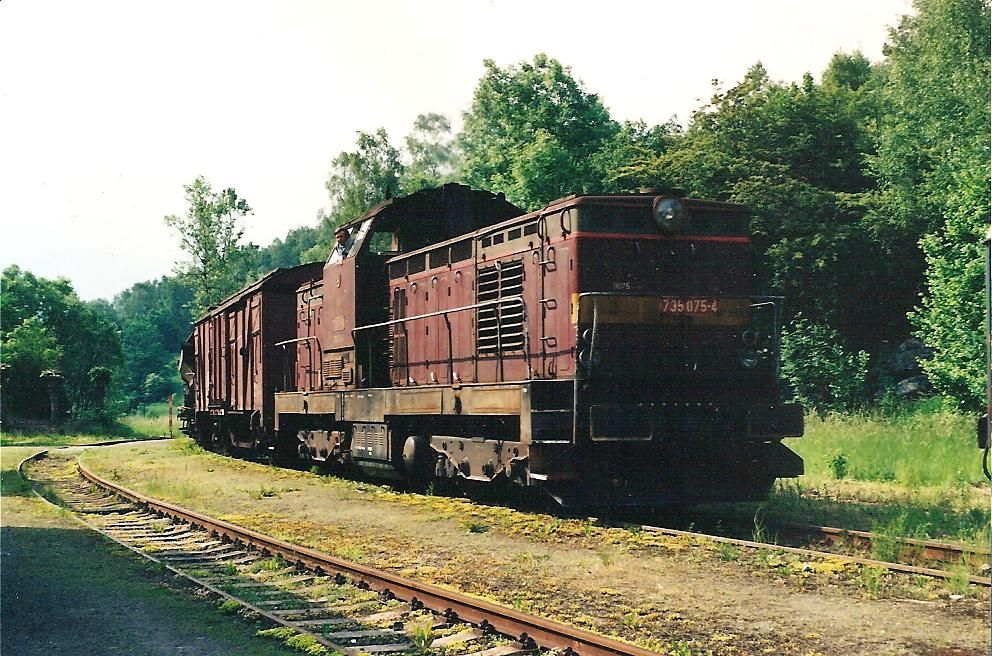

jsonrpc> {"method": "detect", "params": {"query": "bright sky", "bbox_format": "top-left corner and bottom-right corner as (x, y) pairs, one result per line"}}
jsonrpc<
(0, 0), (912, 302)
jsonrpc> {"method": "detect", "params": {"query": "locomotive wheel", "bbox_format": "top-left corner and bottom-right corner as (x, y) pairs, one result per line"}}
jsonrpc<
(401, 435), (434, 489)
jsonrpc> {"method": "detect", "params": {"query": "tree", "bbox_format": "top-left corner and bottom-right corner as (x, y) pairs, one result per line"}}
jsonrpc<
(326, 129), (404, 221)
(251, 223), (322, 271)
(872, 0), (990, 409)
(0, 317), (62, 419)
(112, 275), (194, 406)
(1, 266), (123, 420)
(302, 129), (405, 263)
(635, 59), (913, 352)
(87, 366), (113, 411)
(459, 54), (618, 209)
(780, 316), (870, 413)
(590, 119), (681, 193)
(402, 113), (459, 192)
(659, 63), (876, 197)
(912, 161), (987, 408)
(164, 176), (254, 314)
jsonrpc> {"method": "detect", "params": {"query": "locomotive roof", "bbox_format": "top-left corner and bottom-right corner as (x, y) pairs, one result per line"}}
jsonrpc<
(338, 183), (524, 235)
(541, 192), (750, 214)
(386, 191), (750, 264)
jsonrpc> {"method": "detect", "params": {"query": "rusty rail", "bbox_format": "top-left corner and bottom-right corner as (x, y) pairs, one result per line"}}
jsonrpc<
(775, 521), (990, 567)
(639, 524), (991, 587)
(77, 459), (659, 656)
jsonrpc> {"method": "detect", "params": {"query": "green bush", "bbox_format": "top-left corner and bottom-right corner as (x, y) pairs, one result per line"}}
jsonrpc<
(780, 316), (869, 413)
(828, 452), (849, 480)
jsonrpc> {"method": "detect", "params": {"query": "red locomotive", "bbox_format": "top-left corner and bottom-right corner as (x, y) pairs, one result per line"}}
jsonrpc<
(180, 184), (804, 506)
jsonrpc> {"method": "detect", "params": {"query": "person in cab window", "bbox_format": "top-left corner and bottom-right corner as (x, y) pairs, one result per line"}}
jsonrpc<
(329, 226), (350, 263)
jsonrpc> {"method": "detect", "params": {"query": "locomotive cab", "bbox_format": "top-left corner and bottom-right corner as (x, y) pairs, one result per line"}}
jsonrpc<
(315, 184), (524, 393)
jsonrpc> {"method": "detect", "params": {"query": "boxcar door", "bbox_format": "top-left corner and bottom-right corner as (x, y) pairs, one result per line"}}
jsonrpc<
(228, 310), (242, 410)
(249, 296), (263, 412)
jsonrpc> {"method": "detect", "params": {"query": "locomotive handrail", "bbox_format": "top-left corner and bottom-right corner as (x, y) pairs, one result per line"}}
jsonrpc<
(352, 295), (532, 384)
(351, 296), (525, 333)
(748, 296), (784, 377)
(273, 336), (321, 347)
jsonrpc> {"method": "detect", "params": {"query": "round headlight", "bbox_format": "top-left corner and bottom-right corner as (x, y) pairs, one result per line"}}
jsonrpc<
(653, 197), (687, 233)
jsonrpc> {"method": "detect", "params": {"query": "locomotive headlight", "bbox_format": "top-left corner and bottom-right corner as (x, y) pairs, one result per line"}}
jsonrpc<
(739, 350), (759, 369)
(653, 196), (687, 233)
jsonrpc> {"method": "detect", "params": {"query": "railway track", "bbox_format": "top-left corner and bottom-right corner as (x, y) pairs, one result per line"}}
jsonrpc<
(20, 447), (658, 656)
(774, 520), (991, 569)
(638, 522), (991, 587)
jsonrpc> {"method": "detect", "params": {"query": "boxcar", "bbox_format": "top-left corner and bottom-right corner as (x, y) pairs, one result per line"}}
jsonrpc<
(180, 262), (323, 449)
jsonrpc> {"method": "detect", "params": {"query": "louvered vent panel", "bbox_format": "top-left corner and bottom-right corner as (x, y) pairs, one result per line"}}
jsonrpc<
(322, 356), (344, 380)
(476, 259), (524, 355)
(498, 260), (525, 351)
(477, 265), (500, 354)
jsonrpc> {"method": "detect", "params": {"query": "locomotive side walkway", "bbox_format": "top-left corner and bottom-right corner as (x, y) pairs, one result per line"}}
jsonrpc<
(0, 447), (297, 656)
(81, 441), (990, 656)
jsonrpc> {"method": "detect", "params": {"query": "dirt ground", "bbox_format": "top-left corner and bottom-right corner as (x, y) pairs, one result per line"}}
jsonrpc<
(81, 441), (992, 656)
(1, 447), (297, 656)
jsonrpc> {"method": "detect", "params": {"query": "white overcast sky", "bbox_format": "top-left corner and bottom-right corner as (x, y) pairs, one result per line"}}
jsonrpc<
(0, 0), (912, 302)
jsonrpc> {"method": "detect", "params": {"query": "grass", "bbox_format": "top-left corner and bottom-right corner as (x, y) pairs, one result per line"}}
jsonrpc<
(760, 477), (989, 550)
(788, 401), (981, 487)
(256, 628), (337, 656)
(758, 400), (991, 548)
(408, 619), (434, 654)
(0, 466), (34, 497)
(2, 401), (175, 446)
(249, 557), (290, 573)
(250, 485), (281, 500)
(856, 566), (887, 598)
(463, 519), (490, 534)
(144, 476), (201, 505)
(946, 562), (976, 597)
(121, 402), (175, 437)
(76, 440), (990, 650)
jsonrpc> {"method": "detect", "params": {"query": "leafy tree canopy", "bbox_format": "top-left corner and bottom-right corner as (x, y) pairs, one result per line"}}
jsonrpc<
(886, 0), (991, 409)
(112, 275), (193, 404)
(1, 265), (123, 420)
(164, 176), (254, 315)
(459, 54), (619, 209)
(402, 113), (460, 193)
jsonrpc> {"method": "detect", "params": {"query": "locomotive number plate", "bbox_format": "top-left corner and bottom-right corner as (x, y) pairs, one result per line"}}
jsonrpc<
(574, 294), (750, 326)
(659, 297), (719, 314)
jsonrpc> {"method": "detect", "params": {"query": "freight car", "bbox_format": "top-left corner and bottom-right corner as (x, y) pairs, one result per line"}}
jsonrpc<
(180, 183), (804, 506)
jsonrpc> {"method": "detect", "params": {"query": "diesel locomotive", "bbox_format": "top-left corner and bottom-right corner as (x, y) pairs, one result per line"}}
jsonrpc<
(180, 183), (804, 506)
